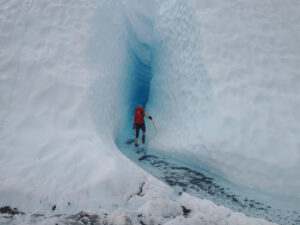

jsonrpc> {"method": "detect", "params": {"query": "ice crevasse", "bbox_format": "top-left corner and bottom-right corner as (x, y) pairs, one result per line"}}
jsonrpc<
(0, 0), (299, 224)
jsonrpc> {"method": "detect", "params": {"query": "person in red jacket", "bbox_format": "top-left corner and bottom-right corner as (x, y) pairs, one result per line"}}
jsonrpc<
(133, 104), (152, 147)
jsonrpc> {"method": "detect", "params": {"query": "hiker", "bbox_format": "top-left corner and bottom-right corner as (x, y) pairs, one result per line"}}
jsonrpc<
(133, 104), (152, 147)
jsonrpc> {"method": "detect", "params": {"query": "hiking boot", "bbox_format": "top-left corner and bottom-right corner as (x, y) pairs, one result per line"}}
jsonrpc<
(135, 143), (138, 147)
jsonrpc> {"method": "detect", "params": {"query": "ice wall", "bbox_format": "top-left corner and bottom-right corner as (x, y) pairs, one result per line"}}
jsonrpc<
(148, 0), (300, 198)
(0, 0), (172, 213)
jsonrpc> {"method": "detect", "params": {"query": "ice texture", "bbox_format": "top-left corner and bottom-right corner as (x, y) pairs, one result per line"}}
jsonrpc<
(0, 0), (173, 213)
(0, 0), (299, 224)
(0, 194), (276, 225)
(147, 0), (300, 198)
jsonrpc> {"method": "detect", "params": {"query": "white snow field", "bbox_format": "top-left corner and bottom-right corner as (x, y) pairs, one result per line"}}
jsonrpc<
(0, 0), (299, 224)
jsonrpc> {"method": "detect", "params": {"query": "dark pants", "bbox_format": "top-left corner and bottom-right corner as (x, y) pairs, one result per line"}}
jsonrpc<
(134, 123), (146, 138)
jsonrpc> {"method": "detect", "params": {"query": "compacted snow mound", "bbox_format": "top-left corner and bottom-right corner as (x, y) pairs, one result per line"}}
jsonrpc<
(0, 194), (276, 225)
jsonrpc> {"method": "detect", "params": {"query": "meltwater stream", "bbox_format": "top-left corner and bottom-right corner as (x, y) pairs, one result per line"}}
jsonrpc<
(116, 137), (300, 225)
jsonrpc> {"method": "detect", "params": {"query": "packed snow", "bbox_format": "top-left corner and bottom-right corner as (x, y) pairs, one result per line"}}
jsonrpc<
(0, 194), (275, 225)
(0, 0), (299, 224)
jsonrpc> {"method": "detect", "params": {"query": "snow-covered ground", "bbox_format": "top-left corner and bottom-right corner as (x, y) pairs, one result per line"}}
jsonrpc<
(0, 194), (276, 225)
(0, 0), (299, 224)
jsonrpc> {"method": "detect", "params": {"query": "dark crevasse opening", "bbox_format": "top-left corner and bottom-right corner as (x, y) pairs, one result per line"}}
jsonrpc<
(119, 14), (155, 137)
(123, 45), (153, 138)
(128, 45), (153, 111)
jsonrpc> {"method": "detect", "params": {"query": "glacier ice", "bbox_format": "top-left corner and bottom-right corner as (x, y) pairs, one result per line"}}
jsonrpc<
(0, 0), (299, 224)
(147, 0), (300, 198)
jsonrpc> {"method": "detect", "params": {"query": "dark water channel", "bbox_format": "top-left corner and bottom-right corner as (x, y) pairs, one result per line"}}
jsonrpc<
(117, 138), (300, 225)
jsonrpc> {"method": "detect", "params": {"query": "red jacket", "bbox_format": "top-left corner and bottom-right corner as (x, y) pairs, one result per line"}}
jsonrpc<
(134, 107), (145, 124)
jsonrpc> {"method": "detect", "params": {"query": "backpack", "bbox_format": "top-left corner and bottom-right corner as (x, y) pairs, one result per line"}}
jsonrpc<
(134, 107), (145, 124)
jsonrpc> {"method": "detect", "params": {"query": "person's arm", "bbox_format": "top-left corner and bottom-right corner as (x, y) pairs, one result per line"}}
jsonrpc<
(145, 112), (152, 120)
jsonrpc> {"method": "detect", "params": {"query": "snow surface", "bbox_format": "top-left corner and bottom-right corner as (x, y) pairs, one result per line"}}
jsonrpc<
(0, 194), (275, 225)
(0, 0), (299, 224)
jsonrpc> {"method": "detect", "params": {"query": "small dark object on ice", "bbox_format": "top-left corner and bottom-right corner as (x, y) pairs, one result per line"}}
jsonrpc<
(0, 206), (24, 215)
(139, 155), (147, 161)
(52, 205), (56, 211)
(181, 206), (191, 217)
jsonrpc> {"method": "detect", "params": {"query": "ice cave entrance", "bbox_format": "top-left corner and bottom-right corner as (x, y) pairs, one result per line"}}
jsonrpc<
(128, 43), (153, 112)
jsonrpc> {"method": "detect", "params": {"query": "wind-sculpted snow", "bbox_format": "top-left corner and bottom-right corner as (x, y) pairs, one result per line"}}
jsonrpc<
(0, 0), (299, 224)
